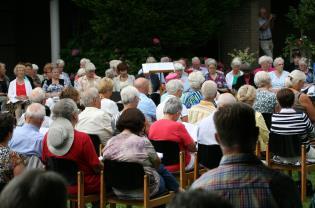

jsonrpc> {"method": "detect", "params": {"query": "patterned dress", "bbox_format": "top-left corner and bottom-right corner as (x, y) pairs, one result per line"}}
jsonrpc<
(0, 146), (23, 183)
(253, 89), (277, 114)
(206, 71), (228, 89)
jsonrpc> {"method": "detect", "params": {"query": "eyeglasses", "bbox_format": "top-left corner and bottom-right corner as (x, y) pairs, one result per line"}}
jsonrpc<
(278, 63), (284, 66)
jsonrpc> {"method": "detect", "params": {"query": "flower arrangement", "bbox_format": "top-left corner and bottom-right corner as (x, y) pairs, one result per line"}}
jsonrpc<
(228, 47), (257, 65)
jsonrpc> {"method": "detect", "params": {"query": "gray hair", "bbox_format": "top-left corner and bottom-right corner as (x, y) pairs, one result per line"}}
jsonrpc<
(201, 80), (217, 99)
(166, 79), (184, 95)
(188, 71), (205, 90)
(52, 98), (78, 121)
(80, 58), (91, 65)
(146, 56), (157, 63)
(285, 70), (306, 87)
(273, 57), (284, 66)
(163, 97), (182, 115)
(205, 58), (217, 67)
(25, 103), (46, 119)
(217, 93), (236, 107)
(237, 85), (257, 106)
(191, 57), (200, 63)
(32, 64), (39, 70)
(109, 60), (122, 69)
(85, 62), (96, 72)
(160, 57), (170, 62)
(56, 59), (65, 66)
(80, 87), (99, 107)
(254, 71), (271, 88)
(120, 86), (139, 105)
(174, 62), (185, 71)
(258, 55), (273, 65)
(231, 57), (242, 68)
(298, 57), (308, 66)
(29, 87), (46, 103)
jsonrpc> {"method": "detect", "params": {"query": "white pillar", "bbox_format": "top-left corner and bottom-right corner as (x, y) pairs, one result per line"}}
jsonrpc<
(50, 0), (60, 64)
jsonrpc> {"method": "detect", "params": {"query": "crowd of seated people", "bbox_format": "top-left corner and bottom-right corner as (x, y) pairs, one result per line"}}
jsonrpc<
(0, 53), (314, 208)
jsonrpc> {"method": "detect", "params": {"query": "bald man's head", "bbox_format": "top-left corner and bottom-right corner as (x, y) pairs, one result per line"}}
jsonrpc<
(134, 77), (149, 94)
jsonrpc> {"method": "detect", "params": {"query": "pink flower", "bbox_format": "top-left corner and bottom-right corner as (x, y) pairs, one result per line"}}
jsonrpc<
(152, 37), (160, 45)
(71, 49), (80, 56)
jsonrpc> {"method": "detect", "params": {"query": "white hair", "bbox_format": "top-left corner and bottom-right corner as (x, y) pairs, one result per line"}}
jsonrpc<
(80, 87), (99, 107)
(160, 56), (171, 62)
(188, 71), (205, 90)
(109, 60), (122, 69)
(191, 57), (200, 63)
(201, 80), (217, 99)
(25, 103), (46, 119)
(174, 62), (185, 71)
(166, 79), (184, 95)
(231, 57), (242, 68)
(29, 87), (46, 103)
(254, 71), (271, 88)
(56, 59), (65, 66)
(285, 70), (306, 87)
(163, 97), (182, 115)
(80, 58), (90, 65)
(77, 68), (86, 77)
(53, 98), (78, 121)
(85, 62), (96, 72)
(258, 55), (273, 65)
(205, 58), (217, 67)
(298, 57), (308, 66)
(273, 57), (284, 66)
(120, 86), (139, 105)
(146, 56), (157, 63)
(32, 64), (39, 70)
(217, 93), (236, 107)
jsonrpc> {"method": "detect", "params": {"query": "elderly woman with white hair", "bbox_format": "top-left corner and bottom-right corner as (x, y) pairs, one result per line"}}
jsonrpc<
(150, 97), (197, 172)
(75, 87), (113, 144)
(105, 59), (121, 79)
(205, 58), (228, 91)
(237, 85), (269, 152)
(188, 80), (217, 124)
(298, 57), (314, 85)
(268, 57), (289, 89)
(76, 62), (101, 93)
(286, 70), (315, 122)
(56, 59), (71, 87)
(42, 98), (103, 195)
(174, 62), (190, 92)
(156, 79), (188, 122)
(253, 71), (277, 114)
(182, 71), (205, 109)
(254, 55), (274, 74)
(225, 57), (243, 89)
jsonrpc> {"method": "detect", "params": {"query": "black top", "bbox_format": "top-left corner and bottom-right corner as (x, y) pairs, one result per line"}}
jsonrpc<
(25, 75), (35, 89)
(287, 63), (298, 73)
(0, 80), (8, 94)
(232, 73), (256, 90)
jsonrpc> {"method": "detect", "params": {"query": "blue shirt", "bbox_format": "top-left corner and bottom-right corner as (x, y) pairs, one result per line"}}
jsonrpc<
(269, 70), (289, 89)
(137, 93), (157, 122)
(9, 123), (44, 157)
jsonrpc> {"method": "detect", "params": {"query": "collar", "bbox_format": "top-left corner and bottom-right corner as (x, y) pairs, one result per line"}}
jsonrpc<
(199, 100), (216, 108)
(23, 123), (40, 131)
(84, 106), (100, 111)
(279, 108), (296, 113)
(220, 153), (262, 166)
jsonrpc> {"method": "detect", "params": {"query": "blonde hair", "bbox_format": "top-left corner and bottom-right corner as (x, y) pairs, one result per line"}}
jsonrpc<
(237, 85), (256, 106)
(14, 64), (25, 75)
(98, 77), (114, 93)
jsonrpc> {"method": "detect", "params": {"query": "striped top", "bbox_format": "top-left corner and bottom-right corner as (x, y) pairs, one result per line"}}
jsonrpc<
(182, 90), (203, 109)
(271, 108), (314, 137)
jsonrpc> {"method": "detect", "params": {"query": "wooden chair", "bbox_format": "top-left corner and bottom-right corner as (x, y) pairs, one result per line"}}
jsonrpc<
(256, 141), (261, 159)
(266, 132), (315, 202)
(88, 134), (101, 156)
(197, 143), (222, 170)
(101, 160), (175, 208)
(150, 140), (199, 189)
(45, 158), (101, 208)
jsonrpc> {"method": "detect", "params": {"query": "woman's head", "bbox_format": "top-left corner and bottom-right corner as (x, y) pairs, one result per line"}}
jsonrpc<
(52, 67), (60, 80)
(258, 55), (272, 71)
(285, 70), (306, 90)
(205, 58), (217, 74)
(298, 57), (308, 73)
(60, 87), (80, 104)
(201, 80), (217, 100)
(276, 88), (294, 108)
(231, 57), (242, 72)
(52, 98), (79, 124)
(166, 79), (184, 98)
(237, 85), (257, 106)
(98, 77), (114, 97)
(273, 57), (284, 72)
(188, 71), (205, 91)
(163, 97), (183, 121)
(116, 108), (145, 135)
(43, 63), (53, 79)
(117, 62), (129, 76)
(14, 64), (25, 78)
(120, 86), (140, 108)
(85, 62), (96, 79)
(0, 62), (6, 76)
(0, 113), (15, 144)
(254, 71), (271, 88)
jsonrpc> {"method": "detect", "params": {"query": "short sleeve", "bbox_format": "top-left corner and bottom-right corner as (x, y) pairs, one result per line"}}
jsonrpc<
(177, 123), (195, 147)
(181, 104), (188, 117)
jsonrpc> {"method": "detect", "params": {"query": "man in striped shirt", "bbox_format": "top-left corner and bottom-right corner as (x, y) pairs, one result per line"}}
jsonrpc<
(191, 103), (301, 208)
(271, 88), (315, 162)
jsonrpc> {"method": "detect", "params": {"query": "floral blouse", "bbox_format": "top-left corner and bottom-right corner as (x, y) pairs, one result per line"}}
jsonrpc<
(42, 80), (64, 93)
(206, 71), (228, 89)
(253, 89), (277, 114)
(0, 146), (23, 183)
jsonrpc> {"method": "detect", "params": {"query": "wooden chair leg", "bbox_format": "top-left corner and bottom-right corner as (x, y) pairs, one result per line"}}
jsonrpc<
(144, 175), (150, 208)
(179, 152), (186, 189)
(266, 143), (271, 166)
(301, 145), (306, 202)
(100, 170), (104, 208)
(78, 172), (85, 208)
(193, 152), (199, 181)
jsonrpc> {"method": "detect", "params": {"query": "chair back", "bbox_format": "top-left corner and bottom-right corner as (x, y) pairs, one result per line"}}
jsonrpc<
(261, 113), (272, 130)
(88, 134), (101, 156)
(197, 144), (222, 169)
(103, 160), (144, 190)
(46, 157), (78, 185)
(149, 140), (180, 166)
(0, 183), (6, 194)
(110, 92), (121, 102)
(269, 132), (302, 157)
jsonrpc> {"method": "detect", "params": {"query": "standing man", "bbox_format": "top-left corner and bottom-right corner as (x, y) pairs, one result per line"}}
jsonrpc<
(258, 7), (275, 58)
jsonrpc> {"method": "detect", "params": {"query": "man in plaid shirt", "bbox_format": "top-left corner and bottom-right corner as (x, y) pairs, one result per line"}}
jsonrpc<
(191, 103), (301, 208)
